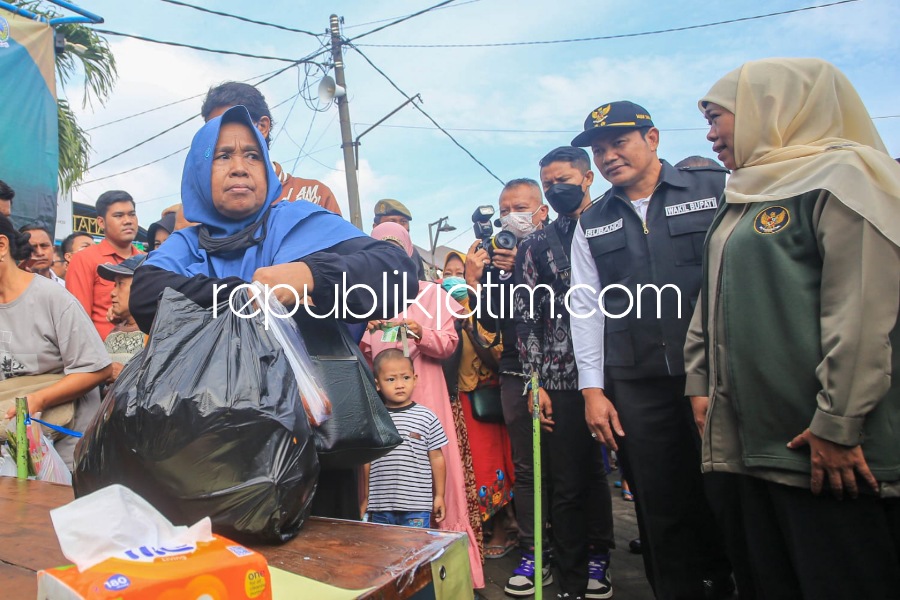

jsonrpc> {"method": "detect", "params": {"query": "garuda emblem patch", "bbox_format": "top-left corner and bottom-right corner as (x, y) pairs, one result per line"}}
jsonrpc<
(753, 206), (790, 234)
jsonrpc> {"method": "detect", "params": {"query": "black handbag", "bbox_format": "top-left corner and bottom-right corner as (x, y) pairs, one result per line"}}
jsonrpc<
(292, 312), (402, 469)
(469, 385), (504, 423)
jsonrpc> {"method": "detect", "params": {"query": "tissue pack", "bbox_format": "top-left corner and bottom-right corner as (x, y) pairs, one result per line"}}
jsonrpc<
(37, 535), (271, 600)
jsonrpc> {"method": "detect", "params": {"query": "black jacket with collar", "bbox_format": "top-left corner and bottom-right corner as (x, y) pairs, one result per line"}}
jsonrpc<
(578, 160), (726, 380)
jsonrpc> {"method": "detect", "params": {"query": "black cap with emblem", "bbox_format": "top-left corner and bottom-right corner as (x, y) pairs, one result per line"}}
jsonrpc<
(571, 101), (655, 147)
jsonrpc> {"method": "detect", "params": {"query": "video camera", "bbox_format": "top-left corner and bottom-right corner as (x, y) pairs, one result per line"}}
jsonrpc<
(471, 205), (516, 258)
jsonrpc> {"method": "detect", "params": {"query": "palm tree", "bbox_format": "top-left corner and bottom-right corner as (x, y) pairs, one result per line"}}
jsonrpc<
(13, 1), (117, 192)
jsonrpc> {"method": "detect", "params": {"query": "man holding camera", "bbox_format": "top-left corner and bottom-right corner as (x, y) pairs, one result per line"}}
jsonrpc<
(465, 179), (550, 597)
(514, 147), (615, 600)
(569, 101), (732, 599)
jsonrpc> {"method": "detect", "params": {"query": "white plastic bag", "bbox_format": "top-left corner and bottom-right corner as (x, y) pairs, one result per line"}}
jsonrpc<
(2, 417), (71, 485)
(36, 435), (72, 485)
(251, 281), (332, 426)
(0, 444), (15, 477)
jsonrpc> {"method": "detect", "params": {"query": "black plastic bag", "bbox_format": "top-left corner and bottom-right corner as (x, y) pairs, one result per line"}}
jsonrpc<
(73, 288), (319, 544)
(292, 312), (402, 469)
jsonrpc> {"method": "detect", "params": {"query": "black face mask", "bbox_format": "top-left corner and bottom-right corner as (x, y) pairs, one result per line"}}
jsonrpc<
(545, 182), (585, 215)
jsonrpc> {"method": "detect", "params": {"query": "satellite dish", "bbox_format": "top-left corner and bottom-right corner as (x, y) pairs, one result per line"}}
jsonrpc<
(318, 75), (346, 103)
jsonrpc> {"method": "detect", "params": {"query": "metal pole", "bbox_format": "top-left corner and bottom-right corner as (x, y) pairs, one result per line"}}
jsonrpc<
(16, 397), (28, 480)
(329, 14), (362, 229)
(531, 372), (543, 598)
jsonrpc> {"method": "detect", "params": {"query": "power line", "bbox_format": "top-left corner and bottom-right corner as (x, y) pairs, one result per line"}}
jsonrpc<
(343, 0), (482, 29)
(159, 0), (321, 38)
(85, 67), (284, 132)
(347, 43), (505, 186)
(355, 0), (859, 48)
(85, 47), (331, 169)
(354, 114), (900, 135)
(81, 146), (190, 185)
(346, 0), (459, 43)
(84, 89), (306, 181)
(89, 113), (199, 169)
(95, 28), (307, 62)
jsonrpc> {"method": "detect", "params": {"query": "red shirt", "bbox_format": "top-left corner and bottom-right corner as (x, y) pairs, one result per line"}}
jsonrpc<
(65, 239), (143, 340)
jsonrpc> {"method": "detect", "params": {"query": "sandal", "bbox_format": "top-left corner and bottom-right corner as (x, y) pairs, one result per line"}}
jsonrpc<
(622, 489), (634, 502)
(484, 537), (518, 559)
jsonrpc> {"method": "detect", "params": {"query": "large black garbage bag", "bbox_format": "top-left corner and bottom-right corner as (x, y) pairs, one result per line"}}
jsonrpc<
(73, 288), (319, 544)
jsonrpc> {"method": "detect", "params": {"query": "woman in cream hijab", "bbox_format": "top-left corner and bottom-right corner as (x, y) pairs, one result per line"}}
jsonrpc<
(685, 58), (900, 598)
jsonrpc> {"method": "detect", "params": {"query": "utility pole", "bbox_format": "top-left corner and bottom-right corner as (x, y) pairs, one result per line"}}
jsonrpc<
(329, 14), (362, 229)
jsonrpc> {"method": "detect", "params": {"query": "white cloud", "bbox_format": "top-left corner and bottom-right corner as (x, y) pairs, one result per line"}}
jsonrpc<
(321, 157), (395, 229)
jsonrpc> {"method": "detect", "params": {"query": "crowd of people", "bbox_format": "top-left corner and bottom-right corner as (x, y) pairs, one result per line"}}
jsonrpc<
(2, 58), (900, 600)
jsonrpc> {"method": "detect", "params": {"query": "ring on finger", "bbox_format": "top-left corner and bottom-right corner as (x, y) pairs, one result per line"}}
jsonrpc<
(590, 432), (598, 439)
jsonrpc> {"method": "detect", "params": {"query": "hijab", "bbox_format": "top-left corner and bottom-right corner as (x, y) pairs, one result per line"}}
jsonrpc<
(700, 58), (900, 246)
(443, 250), (466, 272)
(146, 106), (364, 279)
(371, 222), (414, 257)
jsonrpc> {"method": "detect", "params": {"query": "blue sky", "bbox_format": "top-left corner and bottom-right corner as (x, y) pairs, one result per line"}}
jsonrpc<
(68, 0), (900, 252)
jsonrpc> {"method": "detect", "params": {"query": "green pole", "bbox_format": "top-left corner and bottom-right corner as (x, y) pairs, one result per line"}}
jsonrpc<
(15, 397), (28, 480)
(531, 373), (542, 599)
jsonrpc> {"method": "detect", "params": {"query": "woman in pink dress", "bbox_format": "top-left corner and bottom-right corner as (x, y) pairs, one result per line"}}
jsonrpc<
(360, 223), (485, 589)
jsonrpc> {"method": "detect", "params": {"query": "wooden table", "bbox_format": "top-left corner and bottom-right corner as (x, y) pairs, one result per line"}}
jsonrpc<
(0, 478), (470, 599)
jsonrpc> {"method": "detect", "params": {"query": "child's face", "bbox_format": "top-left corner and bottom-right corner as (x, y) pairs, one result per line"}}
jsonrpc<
(375, 358), (417, 407)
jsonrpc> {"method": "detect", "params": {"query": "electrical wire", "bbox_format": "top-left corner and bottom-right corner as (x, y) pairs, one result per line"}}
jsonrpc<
(84, 89), (306, 181)
(347, 43), (505, 186)
(159, 0), (321, 37)
(343, 0), (481, 29)
(85, 67), (284, 132)
(89, 113), (199, 169)
(85, 46), (331, 169)
(354, 0), (860, 48)
(95, 28), (307, 62)
(355, 115), (899, 134)
(287, 110), (320, 173)
(346, 0), (459, 42)
(81, 146), (190, 185)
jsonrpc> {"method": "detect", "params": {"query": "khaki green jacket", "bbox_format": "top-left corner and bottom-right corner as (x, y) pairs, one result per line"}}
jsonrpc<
(685, 191), (900, 496)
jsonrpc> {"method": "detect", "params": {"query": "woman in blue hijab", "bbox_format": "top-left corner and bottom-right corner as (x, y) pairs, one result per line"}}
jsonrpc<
(130, 106), (416, 520)
(131, 105), (415, 330)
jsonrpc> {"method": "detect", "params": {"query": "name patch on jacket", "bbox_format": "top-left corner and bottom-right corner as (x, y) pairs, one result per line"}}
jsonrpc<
(585, 218), (623, 238)
(664, 197), (718, 217)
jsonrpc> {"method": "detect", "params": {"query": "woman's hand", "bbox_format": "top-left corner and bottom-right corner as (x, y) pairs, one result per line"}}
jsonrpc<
(366, 320), (386, 333)
(107, 362), (125, 384)
(787, 428), (879, 499)
(252, 262), (314, 307)
(404, 320), (422, 339)
(4, 393), (45, 419)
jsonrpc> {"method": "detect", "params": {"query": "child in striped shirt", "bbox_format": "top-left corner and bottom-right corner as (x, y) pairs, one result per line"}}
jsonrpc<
(362, 349), (447, 528)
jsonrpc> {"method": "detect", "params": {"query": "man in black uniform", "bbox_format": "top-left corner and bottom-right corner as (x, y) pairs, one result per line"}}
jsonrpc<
(568, 101), (733, 599)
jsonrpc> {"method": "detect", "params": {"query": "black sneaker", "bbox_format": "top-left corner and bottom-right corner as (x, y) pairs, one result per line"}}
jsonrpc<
(558, 594), (584, 600)
(585, 552), (613, 599)
(504, 551), (553, 597)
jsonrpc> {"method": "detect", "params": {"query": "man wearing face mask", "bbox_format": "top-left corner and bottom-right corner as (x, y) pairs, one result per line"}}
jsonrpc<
(569, 101), (733, 599)
(465, 178), (551, 597)
(514, 147), (615, 600)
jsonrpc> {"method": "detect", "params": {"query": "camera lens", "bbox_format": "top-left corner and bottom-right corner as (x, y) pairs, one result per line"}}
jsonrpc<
(493, 230), (517, 250)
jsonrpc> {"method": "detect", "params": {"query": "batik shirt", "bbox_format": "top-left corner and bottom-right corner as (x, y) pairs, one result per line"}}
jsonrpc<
(513, 216), (579, 391)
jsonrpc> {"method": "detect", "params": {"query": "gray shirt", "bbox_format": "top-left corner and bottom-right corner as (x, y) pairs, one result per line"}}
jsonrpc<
(0, 275), (110, 468)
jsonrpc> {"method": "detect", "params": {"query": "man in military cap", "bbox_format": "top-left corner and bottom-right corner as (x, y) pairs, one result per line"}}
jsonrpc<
(373, 199), (427, 280)
(569, 101), (736, 599)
